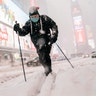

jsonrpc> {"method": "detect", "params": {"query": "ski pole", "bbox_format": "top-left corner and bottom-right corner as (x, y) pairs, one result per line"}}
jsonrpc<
(56, 43), (74, 68)
(15, 21), (27, 82)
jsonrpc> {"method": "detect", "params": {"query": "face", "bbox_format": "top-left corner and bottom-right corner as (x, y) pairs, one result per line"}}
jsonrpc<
(30, 14), (39, 23)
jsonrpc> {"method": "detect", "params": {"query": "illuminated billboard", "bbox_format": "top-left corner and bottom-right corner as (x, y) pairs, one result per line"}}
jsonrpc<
(0, 0), (34, 51)
(73, 16), (86, 43)
(0, 23), (13, 47)
(71, 0), (87, 45)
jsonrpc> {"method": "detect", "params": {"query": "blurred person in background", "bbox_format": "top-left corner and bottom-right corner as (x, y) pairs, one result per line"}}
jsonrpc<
(13, 6), (58, 76)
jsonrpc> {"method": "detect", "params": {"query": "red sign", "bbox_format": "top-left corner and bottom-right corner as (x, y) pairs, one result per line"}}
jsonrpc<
(75, 29), (86, 43)
(0, 27), (8, 40)
(0, 0), (2, 4)
(30, 0), (36, 6)
(0, 31), (8, 40)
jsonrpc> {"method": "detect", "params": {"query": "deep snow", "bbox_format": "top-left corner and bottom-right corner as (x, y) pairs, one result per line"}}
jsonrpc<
(0, 57), (96, 96)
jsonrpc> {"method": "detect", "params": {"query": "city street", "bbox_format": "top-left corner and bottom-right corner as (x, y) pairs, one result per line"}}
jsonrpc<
(0, 57), (96, 96)
(0, 0), (96, 96)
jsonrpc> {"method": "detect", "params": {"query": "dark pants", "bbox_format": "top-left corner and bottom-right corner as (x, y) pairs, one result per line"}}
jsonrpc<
(37, 45), (52, 69)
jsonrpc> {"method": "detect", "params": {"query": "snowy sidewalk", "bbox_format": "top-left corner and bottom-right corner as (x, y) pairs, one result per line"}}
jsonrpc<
(0, 58), (96, 96)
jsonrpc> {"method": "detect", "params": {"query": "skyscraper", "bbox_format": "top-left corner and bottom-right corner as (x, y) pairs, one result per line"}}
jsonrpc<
(71, 0), (91, 54)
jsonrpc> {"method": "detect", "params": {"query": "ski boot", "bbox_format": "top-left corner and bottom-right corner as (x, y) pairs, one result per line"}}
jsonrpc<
(44, 65), (52, 76)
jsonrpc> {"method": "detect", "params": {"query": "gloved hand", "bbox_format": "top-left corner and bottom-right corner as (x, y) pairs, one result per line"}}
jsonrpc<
(48, 38), (56, 46)
(13, 22), (20, 32)
(48, 41), (52, 46)
(49, 36), (57, 45)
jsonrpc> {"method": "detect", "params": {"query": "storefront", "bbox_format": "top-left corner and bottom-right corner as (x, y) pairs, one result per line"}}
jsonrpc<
(0, 0), (36, 63)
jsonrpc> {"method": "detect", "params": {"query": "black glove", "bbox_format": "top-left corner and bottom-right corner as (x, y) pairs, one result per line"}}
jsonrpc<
(48, 41), (52, 46)
(49, 37), (57, 46)
(13, 23), (20, 33)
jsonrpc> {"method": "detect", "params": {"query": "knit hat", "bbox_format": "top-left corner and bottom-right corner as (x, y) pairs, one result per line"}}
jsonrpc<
(29, 6), (39, 16)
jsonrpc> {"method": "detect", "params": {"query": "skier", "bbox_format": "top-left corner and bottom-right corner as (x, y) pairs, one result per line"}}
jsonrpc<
(13, 6), (58, 76)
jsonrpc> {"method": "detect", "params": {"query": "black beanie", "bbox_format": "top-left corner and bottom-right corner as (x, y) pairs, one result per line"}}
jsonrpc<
(29, 10), (39, 16)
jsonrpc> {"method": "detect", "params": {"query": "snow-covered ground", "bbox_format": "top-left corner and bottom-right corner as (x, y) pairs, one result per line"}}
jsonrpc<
(0, 57), (96, 96)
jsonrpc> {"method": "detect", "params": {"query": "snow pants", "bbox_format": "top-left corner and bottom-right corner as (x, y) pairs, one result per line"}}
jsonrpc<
(37, 44), (52, 74)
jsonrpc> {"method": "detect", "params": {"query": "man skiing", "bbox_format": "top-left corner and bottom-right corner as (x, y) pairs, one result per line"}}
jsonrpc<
(13, 6), (58, 76)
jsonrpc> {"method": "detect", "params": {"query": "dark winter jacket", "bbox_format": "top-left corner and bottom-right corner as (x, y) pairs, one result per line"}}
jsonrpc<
(14, 15), (58, 49)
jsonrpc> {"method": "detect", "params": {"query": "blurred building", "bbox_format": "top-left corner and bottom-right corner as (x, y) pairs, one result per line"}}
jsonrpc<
(0, 0), (35, 61)
(0, 0), (96, 59)
(71, 0), (92, 54)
